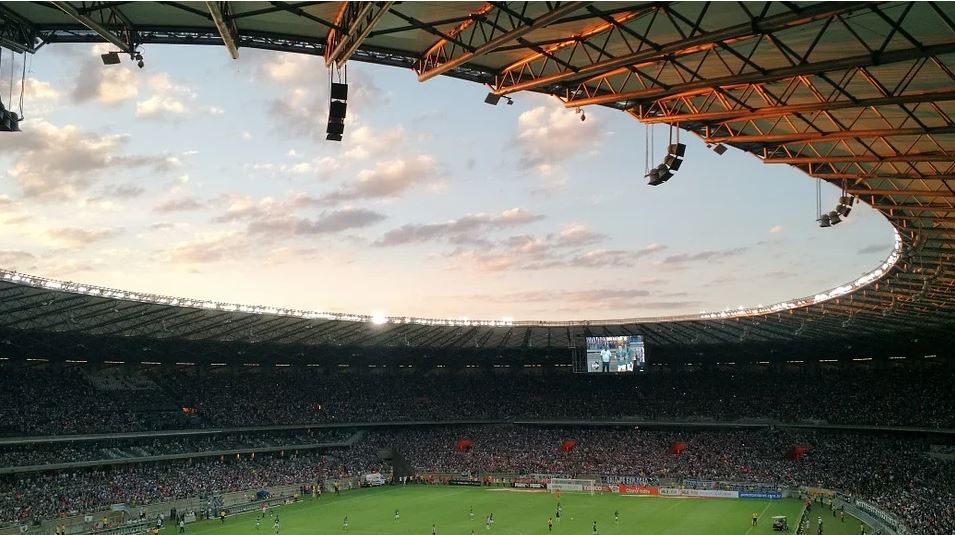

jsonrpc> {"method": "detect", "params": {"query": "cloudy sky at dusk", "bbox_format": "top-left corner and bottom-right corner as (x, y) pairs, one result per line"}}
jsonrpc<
(0, 43), (896, 321)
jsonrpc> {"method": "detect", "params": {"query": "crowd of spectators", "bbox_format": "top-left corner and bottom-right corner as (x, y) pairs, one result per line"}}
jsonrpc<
(0, 368), (201, 436)
(0, 450), (362, 526)
(1, 366), (952, 436)
(1, 363), (952, 535)
(0, 429), (353, 468)
(1, 425), (951, 534)
(370, 426), (952, 535)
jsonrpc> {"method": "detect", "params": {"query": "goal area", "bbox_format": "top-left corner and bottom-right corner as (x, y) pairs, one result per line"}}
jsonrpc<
(548, 478), (598, 495)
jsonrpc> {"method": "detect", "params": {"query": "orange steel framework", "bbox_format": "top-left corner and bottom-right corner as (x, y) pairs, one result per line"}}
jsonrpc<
(0, 1), (953, 355)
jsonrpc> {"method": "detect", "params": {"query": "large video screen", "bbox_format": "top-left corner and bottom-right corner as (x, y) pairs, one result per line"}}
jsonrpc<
(584, 335), (645, 373)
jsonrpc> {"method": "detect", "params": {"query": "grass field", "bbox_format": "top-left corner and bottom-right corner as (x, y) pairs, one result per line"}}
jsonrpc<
(182, 486), (869, 535)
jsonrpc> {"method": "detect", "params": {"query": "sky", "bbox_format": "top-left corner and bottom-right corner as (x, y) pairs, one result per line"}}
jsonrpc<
(0, 43), (897, 321)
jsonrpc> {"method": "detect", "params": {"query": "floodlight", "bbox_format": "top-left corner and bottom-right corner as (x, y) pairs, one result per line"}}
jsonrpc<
(667, 143), (686, 157)
(646, 168), (664, 186)
(711, 143), (727, 155)
(839, 195), (855, 207)
(836, 204), (852, 217)
(101, 52), (121, 65)
(828, 210), (842, 225)
(656, 163), (673, 183)
(818, 214), (831, 228)
(664, 154), (683, 170)
(484, 93), (501, 105)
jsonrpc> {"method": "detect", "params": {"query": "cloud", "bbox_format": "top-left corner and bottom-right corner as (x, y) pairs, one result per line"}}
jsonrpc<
(447, 240), (665, 272)
(514, 104), (603, 174)
(770, 225), (784, 234)
(23, 78), (61, 101)
(320, 155), (439, 204)
(99, 184), (146, 199)
(247, 208), (387, 237)
(858, 243), (888, 255)
(0, 250), (37, 270)
(343, 126), (406, 161)
(374, 208), (543, 247)
(72, 59), (138, 105)
(662, 247), (749, 265)
(136, 95), (187, 118)
(2, 120), (173, 200)
(555, 224), (607, 248)
(45, 226), (124, 246)
(163, 232), (249, 264)
(154, 197), (206, 213)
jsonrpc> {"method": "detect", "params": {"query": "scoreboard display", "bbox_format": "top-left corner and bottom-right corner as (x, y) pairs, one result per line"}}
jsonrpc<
(577, 335), (646, 373)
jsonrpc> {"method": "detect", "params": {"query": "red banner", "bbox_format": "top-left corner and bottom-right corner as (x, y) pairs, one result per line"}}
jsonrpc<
(561, 439), (576, 452)
(618, 484), (659, 496)
(456, 439), (474, 451)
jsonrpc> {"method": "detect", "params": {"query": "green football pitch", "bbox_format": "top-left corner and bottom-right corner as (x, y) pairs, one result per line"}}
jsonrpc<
(183, 486), (868, 535)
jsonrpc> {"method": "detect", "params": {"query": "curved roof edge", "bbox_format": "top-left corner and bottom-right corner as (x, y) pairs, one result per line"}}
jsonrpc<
(0, 230), (901, 328)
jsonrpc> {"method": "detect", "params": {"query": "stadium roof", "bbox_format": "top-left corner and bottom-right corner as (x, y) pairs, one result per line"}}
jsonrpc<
(0, 1), (953, 361)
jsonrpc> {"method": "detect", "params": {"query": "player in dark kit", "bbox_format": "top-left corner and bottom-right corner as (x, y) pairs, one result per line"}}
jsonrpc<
(592, 521), (598, 535)
(547, 518), (553, 532)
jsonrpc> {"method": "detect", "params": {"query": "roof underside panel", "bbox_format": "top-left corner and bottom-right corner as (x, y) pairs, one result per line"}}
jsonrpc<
(0, 1), (953, 358)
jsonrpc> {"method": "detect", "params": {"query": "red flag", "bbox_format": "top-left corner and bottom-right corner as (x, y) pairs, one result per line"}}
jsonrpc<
(561, 439), (576, 452)
(669, 442), (687, 455)
(456, 439), (474, 451)
(786, 446), (808, 461)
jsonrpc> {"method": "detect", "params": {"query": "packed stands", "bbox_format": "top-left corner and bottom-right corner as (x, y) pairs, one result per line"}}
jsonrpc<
(1, 365), (952, 435)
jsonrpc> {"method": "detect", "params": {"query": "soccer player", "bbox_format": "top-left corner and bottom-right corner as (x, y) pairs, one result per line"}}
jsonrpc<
(614, 510), (619, 524)
(343, 515), (349, 530)
(470, 507), (474, 521)
(548, 518), (553, 532)
(592, 520), (598, 535)
(555, 508), (561, 523)
(432, 524), (437, 535)
(255, 518), (260, 530)
(394, 509), (400, 522)
(485, 515), (491, 530)
(752, 512), (758, 526)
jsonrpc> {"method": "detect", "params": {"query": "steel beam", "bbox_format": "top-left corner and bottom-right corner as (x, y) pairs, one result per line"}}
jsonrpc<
(325, 1), (394, 68)
(764, 154), (954, 164)
(847, 189), (955, 198)
(565, 42), (955, 108)
(52, 1), (139, 55)
(206, 1), (239, 59)
(812, 174), (955, 181)
(494, 2), (869, 95)
(874, 204), (955, 213)
(705, 125), (955, 145)
(418, 1), (589, 82)
(0, 4), (38, 53)
(638, 89), (955, 125)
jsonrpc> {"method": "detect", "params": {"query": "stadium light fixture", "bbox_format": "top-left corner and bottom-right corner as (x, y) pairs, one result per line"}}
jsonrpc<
(100, 51), (121, 65)
(371, 312), (388, 325)
(485, 92), (501, 105)
(828, 210), (842, 225)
